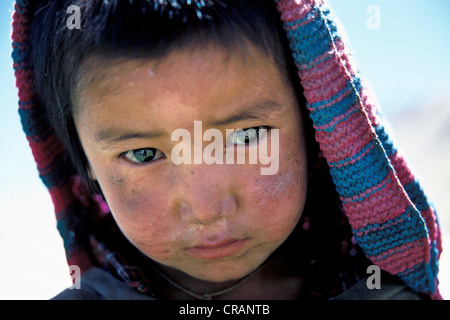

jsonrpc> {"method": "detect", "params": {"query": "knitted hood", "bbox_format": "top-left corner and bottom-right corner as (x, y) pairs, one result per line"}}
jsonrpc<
(12, 0), (442, 299)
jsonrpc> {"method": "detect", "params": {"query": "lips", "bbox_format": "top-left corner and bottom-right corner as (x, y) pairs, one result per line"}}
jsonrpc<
(184, 238), (249, 260)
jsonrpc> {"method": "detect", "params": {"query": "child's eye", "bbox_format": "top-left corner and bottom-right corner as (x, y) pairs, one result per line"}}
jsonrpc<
(121, 148), (165, 164)
(227, 126), (271, 146)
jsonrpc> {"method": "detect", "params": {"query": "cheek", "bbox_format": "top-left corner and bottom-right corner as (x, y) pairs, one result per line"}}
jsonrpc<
(245, 139), (308, 242)
(251, 170), (306, 238)
(100, 173), (179, 257)
(255, 170), (304, 210)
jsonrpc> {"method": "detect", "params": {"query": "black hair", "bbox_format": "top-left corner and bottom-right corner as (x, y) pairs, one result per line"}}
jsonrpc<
(30, 0), (303, 193)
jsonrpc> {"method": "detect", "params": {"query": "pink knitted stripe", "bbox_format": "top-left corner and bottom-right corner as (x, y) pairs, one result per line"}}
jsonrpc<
(353, 207), (411, 238)
(431, 287), (443, 300)
(29, 134), (64, 170)
(358, 89), (381, 127)
(308, 85), (353, 112)
(343, 172), (410, 230)
(315, 109), (373, 163)
(51, 183), (77, 215)
(389, 152), (441, 252)
(301, 65), (350, 103)
(328, 142), (375, 168)
(285, 11), (319, 30)
(335, 40), (358, 74)
(301, 60), (351, 104)
(11, 9), (30, 43)
(277, 0), (317, 23)
(15, 68), (35, 105)
(389, 151), (416, 187)
(372, 238), (429, 275)
(302, 48), (355, 82)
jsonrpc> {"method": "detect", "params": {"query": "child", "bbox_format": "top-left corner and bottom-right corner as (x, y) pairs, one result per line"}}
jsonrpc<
(12, 0), (442, 300)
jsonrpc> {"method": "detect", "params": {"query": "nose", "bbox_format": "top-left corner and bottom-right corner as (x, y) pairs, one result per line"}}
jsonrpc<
(175, 166), (238, 225)
(178, 194), (237, 224)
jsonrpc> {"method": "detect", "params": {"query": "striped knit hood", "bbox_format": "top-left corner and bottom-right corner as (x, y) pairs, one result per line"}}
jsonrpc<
(12, 0), (442, 299)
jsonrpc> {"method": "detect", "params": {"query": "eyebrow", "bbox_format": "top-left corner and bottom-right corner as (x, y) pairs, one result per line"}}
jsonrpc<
(94, 99), (282, 149)
(211, 99), (282, 126)
(95, 128), (166, 150)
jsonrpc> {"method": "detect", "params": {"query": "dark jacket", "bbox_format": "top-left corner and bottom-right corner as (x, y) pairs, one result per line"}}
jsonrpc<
(52, 267), (424, 300)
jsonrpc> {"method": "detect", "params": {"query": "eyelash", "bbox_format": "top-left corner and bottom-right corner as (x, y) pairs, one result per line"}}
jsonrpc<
(226, 126), (271, 147)
(120, 148), (165, 165)
(120, 126), (272, 165)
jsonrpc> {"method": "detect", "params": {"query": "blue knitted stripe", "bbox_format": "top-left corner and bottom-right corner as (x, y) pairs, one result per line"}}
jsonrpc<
(404, 180), (431, 212)
(12, 1), (29, 15)
(430, 240), (440, 274)
(283, 6), (319, 29)
(39, 154), (68, 188)
(56, 209), (75, 252)
(353, 206), (412, 235)
(397, 260), (437, 294)
(308, 78), (362, 110)
(11, 42), (31, 65)
(329, 141), (390, 198)
(19, 101), (34, 107)
(317, 108), (359, 133)
(284, 6), (338, 65)
(355, 206), (427, 258)
(374, 124), (396, 157)
(56, 203), (86, 253)
(19, 107), (54, 142)
(308, 76), (364, 132)
(16, 0), (30, 8)
(429, 240), (440, 288)
(287, 27), (331, 66)
(299, 52), (333, 71)
(398, 263), (429, 293)
(308, 85), (358, 127)
(342, 176), (392, 204)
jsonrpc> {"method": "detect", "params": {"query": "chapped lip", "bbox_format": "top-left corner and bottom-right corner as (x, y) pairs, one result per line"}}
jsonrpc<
(184, 238), (249, 260)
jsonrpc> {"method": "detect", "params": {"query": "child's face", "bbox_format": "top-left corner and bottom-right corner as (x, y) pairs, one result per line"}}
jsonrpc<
(74, 42), (308, 282)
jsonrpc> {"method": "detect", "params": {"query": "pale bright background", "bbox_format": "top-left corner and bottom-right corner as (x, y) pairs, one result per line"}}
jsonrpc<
(1, 0), (449, 299)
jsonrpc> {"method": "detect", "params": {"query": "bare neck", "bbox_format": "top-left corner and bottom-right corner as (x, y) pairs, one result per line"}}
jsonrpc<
(154, 248), (307, 300)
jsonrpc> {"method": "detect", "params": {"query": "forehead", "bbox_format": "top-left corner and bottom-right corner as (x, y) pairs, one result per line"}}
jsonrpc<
(75, 42), (293, 129)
